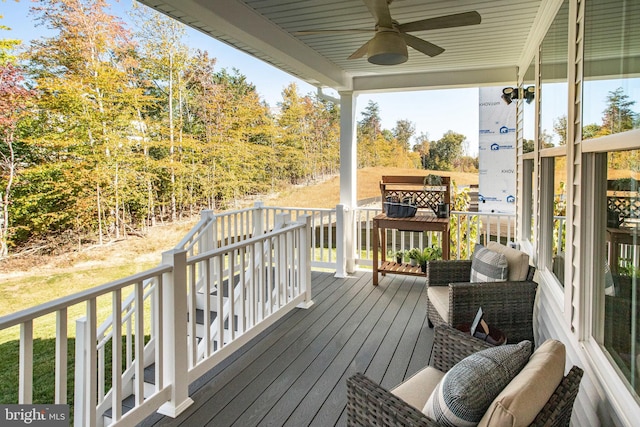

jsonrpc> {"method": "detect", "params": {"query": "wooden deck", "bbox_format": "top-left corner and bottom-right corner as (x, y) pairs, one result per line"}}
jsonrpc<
(140, 270), (434, 427)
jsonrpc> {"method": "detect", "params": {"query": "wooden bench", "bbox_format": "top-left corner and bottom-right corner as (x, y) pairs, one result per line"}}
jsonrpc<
(373, 175), (451, 285)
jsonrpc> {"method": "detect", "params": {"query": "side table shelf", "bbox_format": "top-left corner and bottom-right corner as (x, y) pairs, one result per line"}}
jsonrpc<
(379, 261), (425, 277)
(373, 213), (450, 285)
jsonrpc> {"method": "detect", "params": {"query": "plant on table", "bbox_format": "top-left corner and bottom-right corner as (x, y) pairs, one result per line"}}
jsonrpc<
(394, 249), (408, 264)
(408, 248), (422, 266)
(415, 244), (443, 272)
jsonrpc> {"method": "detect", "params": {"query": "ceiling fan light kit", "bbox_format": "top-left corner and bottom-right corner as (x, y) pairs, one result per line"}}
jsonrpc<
(367, 31), (408, 65)
(297, 1), (481, 66)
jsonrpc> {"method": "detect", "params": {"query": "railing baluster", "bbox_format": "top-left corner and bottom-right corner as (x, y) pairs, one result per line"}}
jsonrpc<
(112, 289), (122, 422)
(154, 277), (164, 390)
(55, 309), (67, 404)
(87, 298), (97, 427)
(203, 259), (211, 358)
(217, 254), (225, 350)
(239, 246), (246, 334)
(19, 320), (33, 404)
(134, 281), (144, 406)
(126, 315), (132, 369)
(229, 249), (236, 341)
(189, 263), (197, 366)
(98, 334), (105, 403)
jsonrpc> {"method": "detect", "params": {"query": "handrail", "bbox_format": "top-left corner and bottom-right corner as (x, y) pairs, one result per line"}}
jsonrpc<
(187, 221), (305, 264)
(0, 265), (171, 330)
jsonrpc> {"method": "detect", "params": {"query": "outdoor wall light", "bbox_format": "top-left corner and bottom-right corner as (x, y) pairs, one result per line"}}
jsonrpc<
(501, 87), (517, 104)
(523, 86), (535, 104)
(501, 86), (535, 104)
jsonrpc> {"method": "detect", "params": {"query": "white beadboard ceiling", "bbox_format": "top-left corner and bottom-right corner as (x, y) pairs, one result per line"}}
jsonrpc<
(136, 0), (556, 93)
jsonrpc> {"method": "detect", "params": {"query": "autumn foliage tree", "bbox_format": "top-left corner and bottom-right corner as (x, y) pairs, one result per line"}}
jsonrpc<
(0, 63), (34, 256)
(0, 1), (424, 256)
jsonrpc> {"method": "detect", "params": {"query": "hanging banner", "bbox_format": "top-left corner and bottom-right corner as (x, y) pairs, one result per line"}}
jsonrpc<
(478, 87), (516, 214)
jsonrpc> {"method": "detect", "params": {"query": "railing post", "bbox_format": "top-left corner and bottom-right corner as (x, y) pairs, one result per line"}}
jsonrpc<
(298, 215), (314, 308)
(336, 204), (355, 277)
(335, 204), (347, 278)
(158, 249), (194, 417)
(253, 201), (265, 236)
(199, 210), (215, 253)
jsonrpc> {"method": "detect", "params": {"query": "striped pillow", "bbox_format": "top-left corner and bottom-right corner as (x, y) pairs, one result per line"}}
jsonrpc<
(423, 341), (532, 426)
(470, 245), (509, 282)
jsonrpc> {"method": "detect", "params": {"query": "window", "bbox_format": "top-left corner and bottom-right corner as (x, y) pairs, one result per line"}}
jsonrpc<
(583, 0), (640, 140)
(537, 1), (568, 287)
(540, 0), (568, 148)
(583, 0), (640, 403)
(540, 154), (567, 286)
(600, 149), (639, 401)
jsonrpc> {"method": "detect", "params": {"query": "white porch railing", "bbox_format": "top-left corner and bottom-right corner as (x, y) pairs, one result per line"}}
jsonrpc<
(0, 210), (312, 427)
(0, 201), (519, 426)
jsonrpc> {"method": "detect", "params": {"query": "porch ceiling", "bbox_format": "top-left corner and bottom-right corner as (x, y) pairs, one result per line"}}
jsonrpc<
(136, 0), (552, 93)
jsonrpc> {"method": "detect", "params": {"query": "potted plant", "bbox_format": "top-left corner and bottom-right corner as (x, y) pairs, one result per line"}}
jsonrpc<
(408, 248), (421, 266)
(416, 244), (443, 272)
(394, 250), (407, 264)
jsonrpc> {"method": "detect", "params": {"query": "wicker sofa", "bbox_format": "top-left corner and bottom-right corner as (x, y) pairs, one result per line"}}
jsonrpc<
(347, 325), (583, 427)
(426, 242), (538, 343)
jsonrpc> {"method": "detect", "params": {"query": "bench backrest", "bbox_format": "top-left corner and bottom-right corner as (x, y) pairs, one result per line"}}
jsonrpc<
(380, 175), (451, 213)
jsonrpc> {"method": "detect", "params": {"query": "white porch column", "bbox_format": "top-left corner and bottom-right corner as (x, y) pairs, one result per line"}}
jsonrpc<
(338, 91), (357, 276)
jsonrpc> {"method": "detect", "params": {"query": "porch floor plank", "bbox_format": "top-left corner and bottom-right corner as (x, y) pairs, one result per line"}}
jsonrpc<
(141, 270), (433, 427)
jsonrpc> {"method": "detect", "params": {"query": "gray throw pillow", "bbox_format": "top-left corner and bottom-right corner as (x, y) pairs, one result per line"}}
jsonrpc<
(470, 244), (509, 283)
(423, 341), (532, 426)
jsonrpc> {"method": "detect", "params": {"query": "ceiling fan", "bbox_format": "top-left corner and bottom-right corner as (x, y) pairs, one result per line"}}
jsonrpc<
(295, 0), (481, 65)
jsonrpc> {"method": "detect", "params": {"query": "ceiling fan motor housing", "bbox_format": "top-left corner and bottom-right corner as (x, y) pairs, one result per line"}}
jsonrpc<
(368, 30), (408, 65)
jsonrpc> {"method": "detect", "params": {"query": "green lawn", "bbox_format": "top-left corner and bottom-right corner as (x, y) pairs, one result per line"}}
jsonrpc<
(0, 260), (157, 419)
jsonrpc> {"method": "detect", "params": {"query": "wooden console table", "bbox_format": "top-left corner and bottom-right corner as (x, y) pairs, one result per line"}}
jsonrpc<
(373, 213), (450, 285)
(373, 175), (451, 285)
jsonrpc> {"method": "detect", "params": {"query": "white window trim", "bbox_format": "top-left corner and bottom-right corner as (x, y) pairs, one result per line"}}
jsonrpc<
(583, 338), (640, 425)
(581, 132), (640, 423)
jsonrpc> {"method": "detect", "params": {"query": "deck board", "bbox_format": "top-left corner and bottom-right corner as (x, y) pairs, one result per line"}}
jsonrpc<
(141, 270), (433, 427)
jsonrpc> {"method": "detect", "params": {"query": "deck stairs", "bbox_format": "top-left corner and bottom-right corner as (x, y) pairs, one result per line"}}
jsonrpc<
(100, 213), (294, 425)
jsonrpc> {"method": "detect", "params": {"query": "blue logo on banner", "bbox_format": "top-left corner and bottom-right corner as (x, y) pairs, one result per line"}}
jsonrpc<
(506, 195), (515, 203)
(499, 126), (509, 134)
(478, 194), (485, 202)
(489, 143), (514, 151)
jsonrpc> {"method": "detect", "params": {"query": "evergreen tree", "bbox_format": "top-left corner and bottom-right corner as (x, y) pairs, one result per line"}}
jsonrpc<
(602, 87), (637, 135)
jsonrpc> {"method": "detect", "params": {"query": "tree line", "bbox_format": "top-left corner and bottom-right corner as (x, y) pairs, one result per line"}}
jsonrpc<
(0, 0), (476, 257)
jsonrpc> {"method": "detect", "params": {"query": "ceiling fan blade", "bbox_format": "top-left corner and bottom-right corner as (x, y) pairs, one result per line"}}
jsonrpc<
(399, 11), (481, 33)
(293, 29), (374, 35)
(401, 33), (445, 57)
(363, 0), (393, 28)
(348, 40), (371, 59)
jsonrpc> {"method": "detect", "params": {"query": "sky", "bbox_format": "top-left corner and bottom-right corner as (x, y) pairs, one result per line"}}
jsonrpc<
(2, 0), (484, 155)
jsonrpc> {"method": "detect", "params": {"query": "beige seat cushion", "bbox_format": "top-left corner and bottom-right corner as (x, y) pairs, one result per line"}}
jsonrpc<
(391, 366), (445, 410)
(427, 286), (450, 323)
(478, 339), (566, 427)
(486, 242), (530, 281)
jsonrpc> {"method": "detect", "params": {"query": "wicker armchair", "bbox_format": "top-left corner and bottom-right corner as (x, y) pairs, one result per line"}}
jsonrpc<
(426, 259), (538, 343)
(347, 325), (583, 427)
